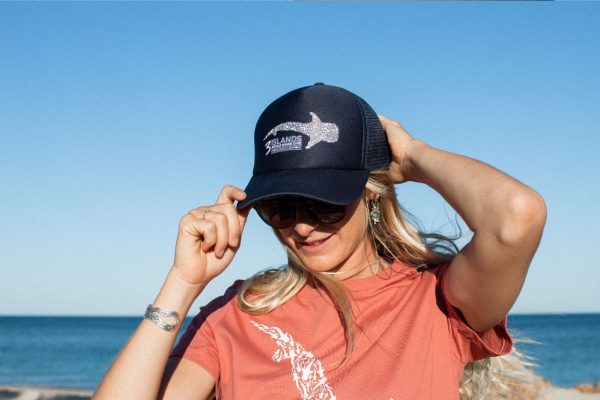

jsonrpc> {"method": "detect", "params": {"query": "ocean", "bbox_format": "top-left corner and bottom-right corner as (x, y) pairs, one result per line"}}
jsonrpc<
(0, 314), (598, 391)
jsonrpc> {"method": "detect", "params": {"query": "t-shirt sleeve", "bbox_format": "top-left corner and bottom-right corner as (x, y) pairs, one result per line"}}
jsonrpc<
(435, 262), (513, 363)
(170, 280), (243, 382)
(170, 309), (220, 381)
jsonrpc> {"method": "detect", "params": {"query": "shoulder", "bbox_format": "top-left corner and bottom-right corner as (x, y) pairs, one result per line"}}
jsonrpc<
(190, 279), (244, 326)
(388, 260), (451, 290)
(203, 280), (244, 312)
(423, 261), (514, 360)
(420, 261), (459, 312)
(420, 261), (452, 289)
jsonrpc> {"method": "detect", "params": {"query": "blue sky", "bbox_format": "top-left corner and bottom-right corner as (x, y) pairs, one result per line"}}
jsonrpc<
(1, 3), (598, 315)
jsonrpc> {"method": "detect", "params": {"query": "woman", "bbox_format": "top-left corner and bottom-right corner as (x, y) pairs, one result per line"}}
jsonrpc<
(94, 83), (547, 399)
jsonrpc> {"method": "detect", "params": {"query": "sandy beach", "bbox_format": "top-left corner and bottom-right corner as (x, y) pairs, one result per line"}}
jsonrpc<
(0, 386), (92, 400)
(3, 383), (600, 400)
(542, 386), (600, 400)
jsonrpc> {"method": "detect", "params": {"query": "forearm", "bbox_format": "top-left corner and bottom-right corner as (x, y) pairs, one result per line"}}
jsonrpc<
(405, 140), (544, 241)
(94, 267), (206, 400)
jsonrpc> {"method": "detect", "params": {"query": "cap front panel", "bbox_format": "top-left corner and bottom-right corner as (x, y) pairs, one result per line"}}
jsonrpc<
(253, 86), (364, 175)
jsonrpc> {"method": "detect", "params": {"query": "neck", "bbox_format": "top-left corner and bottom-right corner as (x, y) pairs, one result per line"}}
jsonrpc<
(325, 247), (387, 280)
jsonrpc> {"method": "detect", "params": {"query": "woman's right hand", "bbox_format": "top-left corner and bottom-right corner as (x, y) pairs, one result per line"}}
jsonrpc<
(94, 188), (249, 399)
(172, 185), (252, 286)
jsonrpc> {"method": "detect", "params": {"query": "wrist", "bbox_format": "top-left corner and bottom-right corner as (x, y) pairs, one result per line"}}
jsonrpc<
(402, 139), (429, 183)
(151, 267), (207, 316)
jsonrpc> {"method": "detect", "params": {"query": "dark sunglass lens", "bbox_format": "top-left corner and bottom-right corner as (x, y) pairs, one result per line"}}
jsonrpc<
(316, 210), (345, 224)
(255, 201), (295, 228)
(309, 200), (346, 224)
(256, 198), (346, 227)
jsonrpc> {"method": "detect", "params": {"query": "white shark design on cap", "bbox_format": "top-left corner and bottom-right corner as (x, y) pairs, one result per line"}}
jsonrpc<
(264, 112), (339, 149)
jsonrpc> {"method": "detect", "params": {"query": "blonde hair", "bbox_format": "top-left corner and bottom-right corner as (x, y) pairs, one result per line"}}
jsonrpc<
(238, 170), (457, 359)
(237, 169), (539, 398)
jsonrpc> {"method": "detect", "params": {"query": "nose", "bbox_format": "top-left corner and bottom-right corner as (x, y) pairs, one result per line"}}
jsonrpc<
(292, 207), (319, 236)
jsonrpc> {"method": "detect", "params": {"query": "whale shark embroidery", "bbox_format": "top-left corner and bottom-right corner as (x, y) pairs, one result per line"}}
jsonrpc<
(264, 112), (339, 150)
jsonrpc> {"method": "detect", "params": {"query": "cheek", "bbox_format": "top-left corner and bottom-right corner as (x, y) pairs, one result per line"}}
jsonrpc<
(347, 227), (369, 255)
(333, 210), (369, 253)
(279, 230), (296, 249)
(342, 208), (368, 241)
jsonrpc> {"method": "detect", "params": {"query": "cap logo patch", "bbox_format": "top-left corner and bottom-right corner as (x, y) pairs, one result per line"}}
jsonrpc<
(263, 112), (339, 155)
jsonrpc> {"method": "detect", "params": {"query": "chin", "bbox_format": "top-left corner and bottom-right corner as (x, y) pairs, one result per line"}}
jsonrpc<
(296, 253), (343, 274)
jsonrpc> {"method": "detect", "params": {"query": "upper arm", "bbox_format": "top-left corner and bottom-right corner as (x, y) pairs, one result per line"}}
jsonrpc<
(444, 192), (547, 333)
(159, 357), (216, 400)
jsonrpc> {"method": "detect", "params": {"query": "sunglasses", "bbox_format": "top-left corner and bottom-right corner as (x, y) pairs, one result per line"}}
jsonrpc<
(254, 197), (347, 229)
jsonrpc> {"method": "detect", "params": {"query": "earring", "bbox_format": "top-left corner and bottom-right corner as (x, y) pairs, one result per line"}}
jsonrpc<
(370, 197), (381, 224)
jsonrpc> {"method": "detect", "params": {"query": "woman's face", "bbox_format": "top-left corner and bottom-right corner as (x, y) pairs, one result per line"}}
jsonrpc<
(277, 195), (379, 280)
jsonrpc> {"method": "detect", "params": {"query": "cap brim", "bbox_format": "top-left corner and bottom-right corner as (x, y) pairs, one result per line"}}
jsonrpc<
(236, 169), (370, 209)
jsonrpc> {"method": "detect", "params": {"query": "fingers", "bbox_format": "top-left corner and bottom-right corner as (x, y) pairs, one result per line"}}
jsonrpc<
(216, 184), (252, 230)
(378, 114), (413, 143)
(187, 208), (227, 257)
(198, 220), (218, 254)
(236, 205), (252, 228)
(178, 213), (218, 253)
(179, 185), (251, 258)
(205, 204), (243, 247)
(378, 114), (402, 128)
(216, 185), (246, 205)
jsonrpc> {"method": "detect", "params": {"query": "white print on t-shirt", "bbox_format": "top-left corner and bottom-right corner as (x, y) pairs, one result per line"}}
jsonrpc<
(251, 321), (337, 400)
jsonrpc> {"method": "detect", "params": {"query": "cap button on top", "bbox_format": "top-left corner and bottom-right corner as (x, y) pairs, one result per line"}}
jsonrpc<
(313, 82), (325, 85)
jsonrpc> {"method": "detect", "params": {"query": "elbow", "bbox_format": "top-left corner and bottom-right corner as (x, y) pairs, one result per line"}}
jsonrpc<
(498, 190), (547, 246)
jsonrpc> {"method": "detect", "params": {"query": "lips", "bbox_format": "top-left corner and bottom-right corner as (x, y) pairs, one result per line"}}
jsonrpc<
(297, 235), (332, 251)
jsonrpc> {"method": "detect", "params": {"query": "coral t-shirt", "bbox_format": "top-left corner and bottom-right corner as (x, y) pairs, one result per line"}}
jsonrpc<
(171, 261), (512, 399)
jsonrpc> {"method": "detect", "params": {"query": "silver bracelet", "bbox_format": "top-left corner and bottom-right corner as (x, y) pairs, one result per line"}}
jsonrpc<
(144, 304), (181, 332)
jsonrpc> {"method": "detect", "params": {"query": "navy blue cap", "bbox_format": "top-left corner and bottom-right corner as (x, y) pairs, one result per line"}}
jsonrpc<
(237, 83), (391, 209)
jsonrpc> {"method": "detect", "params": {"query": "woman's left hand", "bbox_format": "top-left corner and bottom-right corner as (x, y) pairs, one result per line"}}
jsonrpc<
(378, 114), (422, 184)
